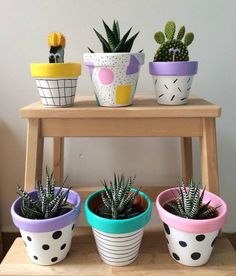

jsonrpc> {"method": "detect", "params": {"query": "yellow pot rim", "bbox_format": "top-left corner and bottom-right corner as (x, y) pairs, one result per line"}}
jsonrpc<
(30, 63), (81, 78)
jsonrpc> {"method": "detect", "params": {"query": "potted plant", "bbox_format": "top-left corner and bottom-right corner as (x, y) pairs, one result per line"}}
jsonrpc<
(149, 21), (198, 105)
(84, 20), (145, 107)
(11, 168), (81, 265)
(156, 180), (227, 266)
(85, 174), (152, 266)
(31, 32), (81, 107)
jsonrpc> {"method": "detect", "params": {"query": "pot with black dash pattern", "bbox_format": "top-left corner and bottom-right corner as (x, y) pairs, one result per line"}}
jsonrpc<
(85, 189), (152, 266)
(149, 61), (198, 105)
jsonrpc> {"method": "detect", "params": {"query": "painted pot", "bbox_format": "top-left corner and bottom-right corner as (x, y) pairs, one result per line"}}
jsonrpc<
(156, 188), (227, 266)
(83, 53), (145, 107)
(11, 188), (81, 265)
(149, 61), (198, 105)
(85, 189), (152, 266)
(31, 63), (81, 107)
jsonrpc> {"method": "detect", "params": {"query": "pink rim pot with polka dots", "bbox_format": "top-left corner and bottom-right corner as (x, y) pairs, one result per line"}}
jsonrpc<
(11, 188), (81, 265)
(156, 187), (227, 266)
(84, 52), (145, 107)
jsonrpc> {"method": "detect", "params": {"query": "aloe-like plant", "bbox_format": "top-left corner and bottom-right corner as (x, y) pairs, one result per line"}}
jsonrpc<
(88, 20), (140, 53)
(17, 167), (72, 219)
(96, 173), (142, 219)
(153, 21), (194, 62)
(164, 180), (218, 219)
(48, 32), (66, 63)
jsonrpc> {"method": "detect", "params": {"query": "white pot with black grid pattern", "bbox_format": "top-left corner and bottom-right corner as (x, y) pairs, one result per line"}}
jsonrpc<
(149, 61), (198, 105)
(85, 190), (152, 266)
(30, 63), (81, 107)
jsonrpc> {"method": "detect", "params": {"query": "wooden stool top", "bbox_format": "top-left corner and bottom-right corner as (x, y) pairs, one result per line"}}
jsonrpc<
(20, 94), (221, 119)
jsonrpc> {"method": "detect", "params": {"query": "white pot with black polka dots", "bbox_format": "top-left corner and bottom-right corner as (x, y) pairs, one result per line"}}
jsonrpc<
(149, 61), (198, 105)
(156, 188), (228, 266)
(84, 53), (145, 107)
(11, 188), (81, 266)
(30, 63), (81, 107)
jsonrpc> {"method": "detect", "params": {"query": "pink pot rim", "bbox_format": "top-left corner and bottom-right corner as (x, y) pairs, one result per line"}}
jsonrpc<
(156, 188), (227, 233)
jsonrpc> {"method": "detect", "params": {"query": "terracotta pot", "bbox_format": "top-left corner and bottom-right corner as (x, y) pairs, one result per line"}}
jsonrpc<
(156, 187), (227, 266)
(149, 61), (198, 105)
(84, 53), (145, 107)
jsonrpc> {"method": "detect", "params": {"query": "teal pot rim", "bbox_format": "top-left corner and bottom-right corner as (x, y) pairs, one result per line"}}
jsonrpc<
(85, 189), (152, 234)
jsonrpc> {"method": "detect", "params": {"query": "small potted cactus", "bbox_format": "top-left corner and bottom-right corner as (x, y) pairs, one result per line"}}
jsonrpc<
(85, 174), (152, 266)
(149, 21), (198, 105)
(84, 20), (145, 107)
(156, 180), (227, 266)
(31, 32), (81, 107)
(11, 168), (81, 265)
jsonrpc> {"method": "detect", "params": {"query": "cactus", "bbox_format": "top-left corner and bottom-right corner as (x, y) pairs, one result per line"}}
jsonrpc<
(164, 180), (218, 219)
(88, 20), (140, 53)
(48, 32), (66, 63)
(17, 167), (72, 219)
(96, 173), (143, 219)
(153, 21), (194, 62)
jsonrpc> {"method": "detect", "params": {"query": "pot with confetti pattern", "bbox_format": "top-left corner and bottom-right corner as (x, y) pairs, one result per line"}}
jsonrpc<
(85, 189), (152, 266)
(84, 53), (145, 107)
(149, 61), (198, 105)
(156, 187), (227, 266)
(11, 188), (81, 265)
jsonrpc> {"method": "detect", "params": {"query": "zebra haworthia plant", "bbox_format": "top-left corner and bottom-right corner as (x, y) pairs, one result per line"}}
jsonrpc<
(88, 20), (140, 53)
(164, 180), (218, 219)
(17, 167), (72, 219)
(153, 21), (194, 62)
(97, 173), (142, 219)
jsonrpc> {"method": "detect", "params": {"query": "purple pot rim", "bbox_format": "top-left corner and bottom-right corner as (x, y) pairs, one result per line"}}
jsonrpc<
(11, 188), (81, 233)
(156, 187), (227, 233)
(149, 61), (198, 76)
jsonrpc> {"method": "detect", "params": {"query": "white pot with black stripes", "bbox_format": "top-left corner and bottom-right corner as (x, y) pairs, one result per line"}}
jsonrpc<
(30, 63), (81, 107)
(85, 189), (152, 266)
(149, 61), (198, 105)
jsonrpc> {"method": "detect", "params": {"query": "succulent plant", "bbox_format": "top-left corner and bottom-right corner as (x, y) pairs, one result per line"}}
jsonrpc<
(48, 32), (66, 63)
(153, 21), (194, 62)
(17, 167), (72, 219)
(96, 173), (143, 219)
(88, 20), (140, 53)
(164, 180), (218, 219)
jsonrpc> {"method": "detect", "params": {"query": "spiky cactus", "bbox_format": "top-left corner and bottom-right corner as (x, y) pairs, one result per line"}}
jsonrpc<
(48, 32), (66, 63)
(17, 167), (72, 219)
(88, 20), (140, 53)
(96, 173), (142, 219)
(164, 180), (218, 219)
(153, 21), (194, 62)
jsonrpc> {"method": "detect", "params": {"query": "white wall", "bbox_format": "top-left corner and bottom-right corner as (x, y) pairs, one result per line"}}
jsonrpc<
(0, 0), (235, 232)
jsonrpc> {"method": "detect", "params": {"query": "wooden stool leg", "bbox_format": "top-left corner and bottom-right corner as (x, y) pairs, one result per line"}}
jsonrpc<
(53, 137), (64, 185)
(200, 118), (219, 194)
(181, 137), (193, 184)
(24, 119), (44, 191)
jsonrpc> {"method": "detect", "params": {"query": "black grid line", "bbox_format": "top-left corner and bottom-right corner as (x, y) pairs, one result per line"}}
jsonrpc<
(47, 80), (56, 105)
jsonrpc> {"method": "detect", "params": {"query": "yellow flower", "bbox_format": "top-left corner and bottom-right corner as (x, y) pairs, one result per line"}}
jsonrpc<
(48, 32), (66, 48)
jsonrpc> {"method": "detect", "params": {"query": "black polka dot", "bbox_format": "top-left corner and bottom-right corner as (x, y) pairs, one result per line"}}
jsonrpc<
(196, 234), (205, 242)
(52, 231), (62, 240)
(211, 237), (217, 247)
(191, 252), (201, 260)
(33, 256), (38, 260)
(60, 243), (66, 250)
(172, 252), (180, 261)
(72, 224), (75, 231)
(179, 241), (187, 247)
(27, 236), (32, 241)
(166, 238), (169, 244)
(163, 223), (170, 235)
(51, 257), (58, 263)
(42, 244), (50, 250)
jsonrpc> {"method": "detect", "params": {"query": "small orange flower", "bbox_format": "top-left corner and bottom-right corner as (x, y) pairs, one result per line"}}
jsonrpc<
(48, 32), (66, 48)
